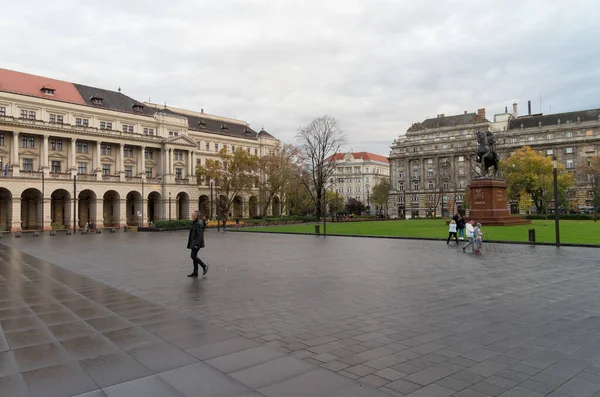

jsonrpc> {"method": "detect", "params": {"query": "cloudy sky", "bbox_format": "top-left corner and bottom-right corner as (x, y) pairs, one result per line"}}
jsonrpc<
(2, 0), (599, 155)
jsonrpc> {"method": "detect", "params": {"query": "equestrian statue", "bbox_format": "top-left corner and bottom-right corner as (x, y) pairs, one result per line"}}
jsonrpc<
(475, 130), (500, 178)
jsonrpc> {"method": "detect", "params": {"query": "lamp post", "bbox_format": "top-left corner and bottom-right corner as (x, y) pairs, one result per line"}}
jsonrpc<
(365, 183), (370, 214)
(41, 170), (45, 233)
(552, 155), (560, 247)
(210, 180), (214, 220)
(169, 192), (172, 221)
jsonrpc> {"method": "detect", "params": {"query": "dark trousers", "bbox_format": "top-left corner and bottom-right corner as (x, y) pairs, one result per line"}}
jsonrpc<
(447, 232), (458, 244)
(190, 248), (206, 274)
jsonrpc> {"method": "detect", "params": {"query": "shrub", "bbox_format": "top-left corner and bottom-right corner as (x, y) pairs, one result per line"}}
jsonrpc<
(51, 222), (65, 230)
(154, 220), (193, 229)
(525, 214), (592, 220)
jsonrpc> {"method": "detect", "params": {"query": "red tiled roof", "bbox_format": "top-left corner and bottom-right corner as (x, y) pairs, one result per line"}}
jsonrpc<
(326, 152), (389, 164)
(0, 68), (85, 104)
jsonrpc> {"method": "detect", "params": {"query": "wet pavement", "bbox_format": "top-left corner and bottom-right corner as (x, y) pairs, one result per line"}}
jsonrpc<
(1, 231), (600, 396)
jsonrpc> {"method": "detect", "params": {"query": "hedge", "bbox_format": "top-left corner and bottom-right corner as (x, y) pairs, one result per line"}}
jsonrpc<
(525, 214), (593, 220)
(154, 220), (193, 229)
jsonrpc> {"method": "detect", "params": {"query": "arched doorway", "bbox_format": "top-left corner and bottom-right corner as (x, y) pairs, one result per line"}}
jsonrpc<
(0, 188), (12, 231)
(233, 196), (243, 218)
(272, 196), (281, 217)
(217, 195), (227, 219)
(21, 188), (42, 230)
(51, 189), (71, 228)
(126, 191), (142, 226)
(147, 192), (161, 224)
(176, 192), (189, 220)
(103, 190), (120, 227)
(249, 196), (258, 218)
(198, 195), (209, 218)
(78, 190), (97, 228)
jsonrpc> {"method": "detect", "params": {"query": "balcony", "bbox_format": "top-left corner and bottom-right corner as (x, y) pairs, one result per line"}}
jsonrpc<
(19, 171), (43, 179)
(50, 172), (72, 180)
(175, 178), (190, 184)
(145, 177), (160, 184)
(125, 176), (142, 183)
(76, 174), (97, 181)
(102, 175), (120, 182)
(411, 175), (420, 181)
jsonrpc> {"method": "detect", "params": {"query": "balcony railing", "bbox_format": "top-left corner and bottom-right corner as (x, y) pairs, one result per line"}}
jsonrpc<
(175, 178), (190, 184)
(145, 177), (160, 184)
(19, 171), (43, 178)
(102, 175), (120, 182)
(76, 174), (97, 181)
(50, 172), (72, 179)
(125, 176), (142, 183)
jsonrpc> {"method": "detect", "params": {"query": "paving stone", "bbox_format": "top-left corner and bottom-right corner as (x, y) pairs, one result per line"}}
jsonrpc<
(159, 362), (252, 397)
(404, 383), (455, 397)
(385, 379), (422, 394)
(258, 368), (354, 397)
(206, 346), (286, 373)
(78, 352), (153, 388)
(375, 368), (405, 381)
(22, 362), (97, 397)
(103, 375), (184, 397)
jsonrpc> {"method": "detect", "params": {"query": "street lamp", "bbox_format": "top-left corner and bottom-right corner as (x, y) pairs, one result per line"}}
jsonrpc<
(169, 192), (172, 221)
(210, 179), (214, 220)
(552, 155), (560, 247)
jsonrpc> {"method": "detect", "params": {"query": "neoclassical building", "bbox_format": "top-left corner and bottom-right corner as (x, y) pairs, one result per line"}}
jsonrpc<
(327, 152), (390, 210)
(388, 105), (600, 218)
(0, 68), (279, 231)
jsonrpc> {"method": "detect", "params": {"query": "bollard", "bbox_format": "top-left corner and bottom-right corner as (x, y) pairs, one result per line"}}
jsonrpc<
(528, 229), (536, 245)
(96, 229), (102, 234)
(124, 226), (128, 233)
(66, 230), (72, 235)
(110, 228), (116, 233)
(15, 232), (22, 238)
(314, 225), (320, 235)
(50, 231), (56, 236)
(33, 232), (39, 237)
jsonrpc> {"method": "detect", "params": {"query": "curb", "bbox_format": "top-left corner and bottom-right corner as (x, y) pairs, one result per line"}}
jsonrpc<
(229, 229), (600, 249)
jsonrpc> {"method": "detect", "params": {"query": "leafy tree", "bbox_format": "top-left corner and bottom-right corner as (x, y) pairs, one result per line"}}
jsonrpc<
(370, 179), (390, 214)
(196, 148), (259, 222)
(518, 190), (533, 214)
(501, 146), (573, 214)
(326, 190), (344, 214)
(580, 155), (600, 221)
(296, 116), (346, 218)
(258, 143), (301, 217)
(345, 198), (365, 215)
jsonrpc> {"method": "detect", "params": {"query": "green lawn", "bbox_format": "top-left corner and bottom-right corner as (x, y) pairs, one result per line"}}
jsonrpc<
(239, 219), (600, 245)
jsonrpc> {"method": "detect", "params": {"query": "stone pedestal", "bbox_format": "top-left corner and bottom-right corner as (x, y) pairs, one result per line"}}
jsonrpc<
(467, 178), (530, 226)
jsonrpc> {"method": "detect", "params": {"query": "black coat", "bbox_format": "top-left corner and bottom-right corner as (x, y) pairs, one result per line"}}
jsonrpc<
(187, 219), (205, 249)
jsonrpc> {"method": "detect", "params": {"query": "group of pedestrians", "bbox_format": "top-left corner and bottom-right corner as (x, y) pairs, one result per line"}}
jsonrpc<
(447, 212), (484, 255)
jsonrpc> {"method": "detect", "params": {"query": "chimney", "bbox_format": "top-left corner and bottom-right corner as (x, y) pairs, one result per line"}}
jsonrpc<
(201, 108), (204, 114)
(528, 100), (531, 116)
(477, 108), (486, 119)
(512, 103), (518, 118)
(505, 106), (508, 114)
(437, 114), (444, 118)
(464, 110), (468, 114)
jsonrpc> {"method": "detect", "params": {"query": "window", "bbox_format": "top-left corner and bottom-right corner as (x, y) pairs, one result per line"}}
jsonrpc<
(169, 131), (179, 137)
(0, 133), (3, 146)
(254, 149), (258, 155)
(175, 168), (183, 179)
(49, 114), (63, 124)
(457, 194), (464, 201)
(146, 167), (153, 178)
(22, 158), (33, 171)
(122, 124), (134, 133)
(77, 162), (88, 175)
(21, 135), (35, 148)
(174, 150), (184, 161)
(143, 127), (155, 135)
(458, 156), (464, 162)
(125, 166), (133, 177)
(412, 194), (419, 202)
(428, 182), (434, 190)
(565, 147), (574, 154)
(427, 159), (433, 164)
(413, 183), (419, 190)
(102, 164), (111, 175)
(566, 131), (573, 139)
(443, 182), (449, 190)
(124, 147), (133, 157)
(566, 159), (574, 169)
(398, 171), (404, 178)
(458, 168), (465, 176)
(546, 149), (554, 155)
(399, 183), (404, 191)
(458, 181), (465, 189)
(547, 134), (553, 141)
(51, 160), (61, 173)
(427, 169), (433, 177)
(510, 137), (517, 144)
(101, 144), (112, 156)
(247, 147), (250, 153)
(205, 143), (210, 151)
(76, 142), (88, 153)
(75, 118), (89, 127)
(99, 121), (113, 130)
(20, 109), (28, 119)
(231, 146), (236, 152)
(215, 144), (219, 152)
(528, 136), (535, 142)
(0, 106), (6, 116)
(144, 148), (153, 159)
(50, 139), (63, 151)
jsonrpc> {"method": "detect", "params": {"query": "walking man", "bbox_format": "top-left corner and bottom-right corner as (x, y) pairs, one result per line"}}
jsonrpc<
(462, 220), (476, 253)
(187, 210), (209, 278)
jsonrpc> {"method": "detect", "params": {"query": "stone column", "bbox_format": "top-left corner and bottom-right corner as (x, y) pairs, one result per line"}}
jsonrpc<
(140, 146), (146, 179)
(119, 143), (125, 182)
(94, 198), (104, 229)
(169, 148), (174, 175)
(70, 138), (77, 175)
(10, 197), (22, 232)
(42, 135), (49, 174)
(42, 197), (51, 231)
(119, 199), (127, 228)
(188, 151), (193, 176)
(11, 131), (20, 176)
(95, 141), (103, 181)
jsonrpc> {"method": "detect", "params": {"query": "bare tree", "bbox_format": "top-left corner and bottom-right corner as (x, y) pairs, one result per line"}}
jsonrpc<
(258, 143), (301, 217)
(296, 116), (346, 218)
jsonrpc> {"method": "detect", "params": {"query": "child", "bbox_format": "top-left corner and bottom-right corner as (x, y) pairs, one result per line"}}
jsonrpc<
(447, 220), (458, 245)
(474, 222), (483, 254)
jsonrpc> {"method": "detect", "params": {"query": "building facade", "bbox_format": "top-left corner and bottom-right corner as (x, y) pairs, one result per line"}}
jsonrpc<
(0, 68), (279, 231)
(328, 152), (390, 211)
(388, 105), (600, 218)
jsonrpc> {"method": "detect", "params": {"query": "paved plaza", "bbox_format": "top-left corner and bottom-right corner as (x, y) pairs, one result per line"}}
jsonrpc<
(1, 231), (600, 397)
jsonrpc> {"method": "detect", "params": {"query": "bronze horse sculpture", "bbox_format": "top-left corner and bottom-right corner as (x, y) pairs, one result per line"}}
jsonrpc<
(475, 130), (500, 178)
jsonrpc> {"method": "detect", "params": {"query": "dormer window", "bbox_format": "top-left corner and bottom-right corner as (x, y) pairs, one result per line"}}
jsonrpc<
(132, 104), (144, 112)
(221, 124), (229, 131)
(244, 128), (251, 135)
(198, 120), (207, 128)
(90, 94), (104, 105)
(40, 85), (55, 95)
